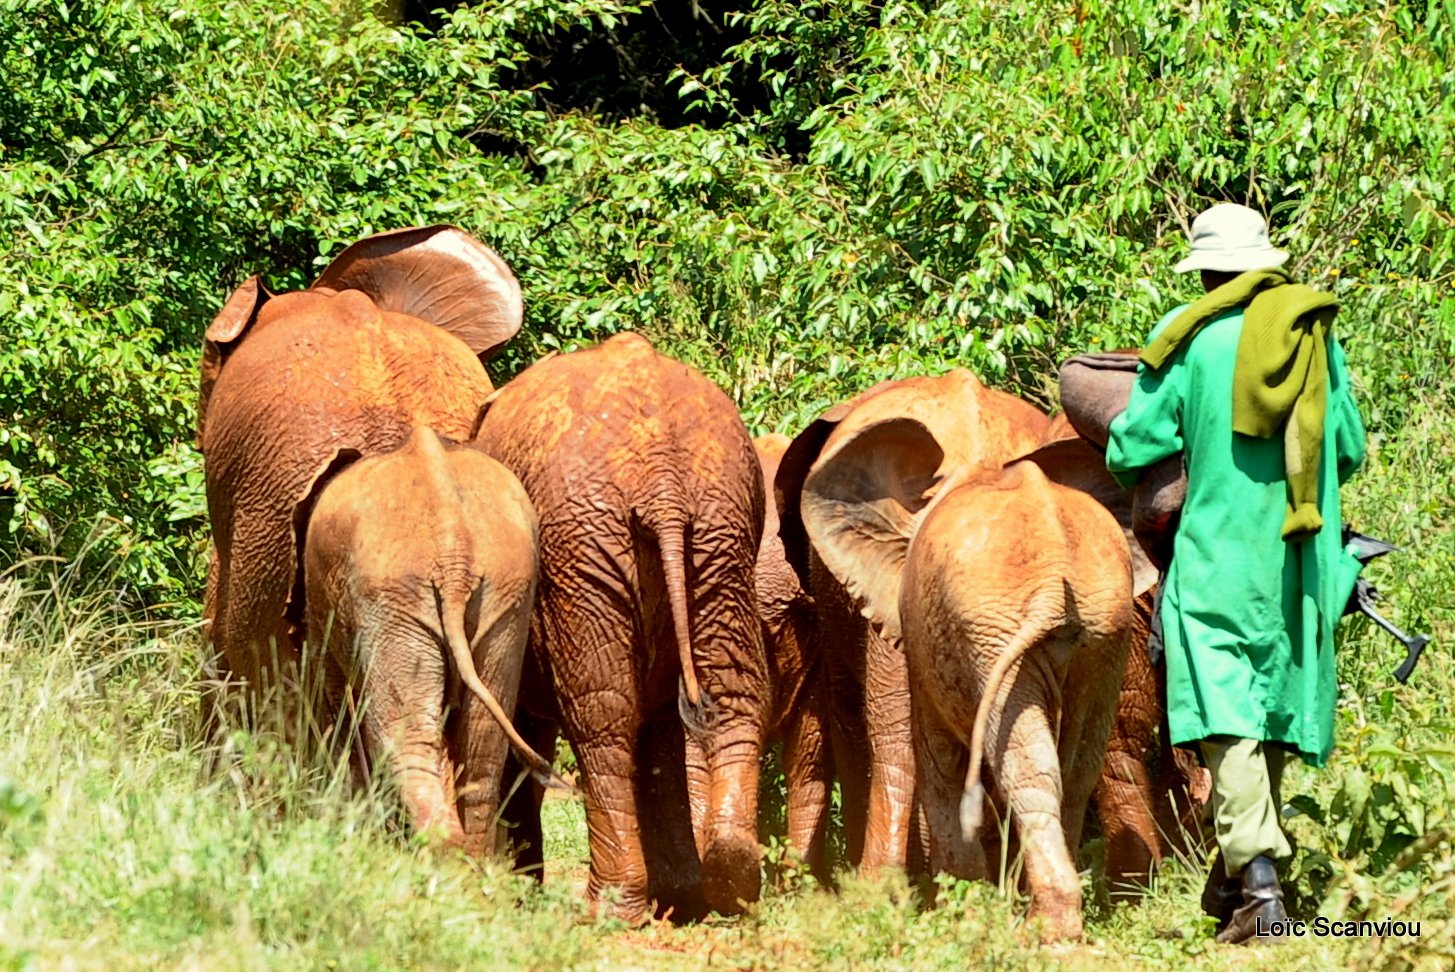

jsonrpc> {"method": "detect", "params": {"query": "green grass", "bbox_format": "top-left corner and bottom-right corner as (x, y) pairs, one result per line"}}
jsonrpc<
(2, 397), (1453, 970)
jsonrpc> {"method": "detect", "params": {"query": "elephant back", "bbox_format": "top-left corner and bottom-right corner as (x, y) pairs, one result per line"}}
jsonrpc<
(475, 332), (763, 548)
(1008, 434), (1159, 597)
(201, 226), (519, 448)
(906, 460), (1132, 638)
(307, 426), (538, 599)
(816, 369), (1048, 480)
(204, 289), (492, 491)
(203, 287), (494, 651)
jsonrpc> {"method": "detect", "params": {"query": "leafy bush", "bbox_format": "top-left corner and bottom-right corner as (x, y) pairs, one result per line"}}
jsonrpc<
(0, 0), (636, 602)
(3, 0), (1452, 606)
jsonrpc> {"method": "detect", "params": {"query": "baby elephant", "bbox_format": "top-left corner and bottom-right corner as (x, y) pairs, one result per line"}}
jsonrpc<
(904, 458), (1133, 943)
(304, 426), (557, 852)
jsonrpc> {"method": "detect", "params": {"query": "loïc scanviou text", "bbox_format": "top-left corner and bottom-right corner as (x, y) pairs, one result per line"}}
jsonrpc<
(1255, 916), (1421, 938)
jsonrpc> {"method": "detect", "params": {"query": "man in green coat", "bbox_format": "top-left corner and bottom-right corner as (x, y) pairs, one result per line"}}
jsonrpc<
(1106, 204), (1367, 944)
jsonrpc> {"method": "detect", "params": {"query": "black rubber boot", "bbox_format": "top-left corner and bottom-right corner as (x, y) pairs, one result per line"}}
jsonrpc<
(1199, 854), (1241, 931)
(1215, 855), (1289, 945)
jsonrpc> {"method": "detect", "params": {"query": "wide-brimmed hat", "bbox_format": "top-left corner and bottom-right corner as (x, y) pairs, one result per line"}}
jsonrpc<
(1174, 203), (1289, 273)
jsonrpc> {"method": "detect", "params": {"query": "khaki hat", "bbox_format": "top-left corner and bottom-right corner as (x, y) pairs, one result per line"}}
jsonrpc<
(1174, 203), (1289, 273)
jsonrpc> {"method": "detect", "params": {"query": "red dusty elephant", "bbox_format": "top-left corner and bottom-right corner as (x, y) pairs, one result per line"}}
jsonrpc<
(475, 333), (769, 923)
(1031, 415), (1211, 892)
(776, 374), (1207, 889)
(752, 433), (832, 880)
(199, 226), (522, 736)
(810, 417), (1135, 942)
(774, 370), (1051, 873)
(303, 426), (560, 854)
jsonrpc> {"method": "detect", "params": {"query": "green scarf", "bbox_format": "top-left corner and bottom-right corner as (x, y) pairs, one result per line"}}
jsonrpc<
(1141, 269), (1338, 541)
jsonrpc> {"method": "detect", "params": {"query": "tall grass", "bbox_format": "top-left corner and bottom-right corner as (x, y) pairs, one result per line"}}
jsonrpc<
(0, 551), (603, 971)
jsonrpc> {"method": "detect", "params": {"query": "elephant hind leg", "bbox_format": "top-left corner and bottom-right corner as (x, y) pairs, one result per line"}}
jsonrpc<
(1095, 619), (1166, 891)
(781, 677), (834, 881)
(986, 688), (1082, 944)
(641, 711), (708, 922)
(860, 625), (916, 875)
(208, 556), (307, 746)
(359, 640), (467, 849)
(1095, 754), (1161, 894)
(368, 716), (469, 848)
(538, 596), (651, 921)
(677, 578), (766, 917)
(912, 689), (985, 882)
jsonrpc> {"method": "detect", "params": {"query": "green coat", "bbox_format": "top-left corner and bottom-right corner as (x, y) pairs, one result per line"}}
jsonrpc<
(1106, 304), (1367, 765)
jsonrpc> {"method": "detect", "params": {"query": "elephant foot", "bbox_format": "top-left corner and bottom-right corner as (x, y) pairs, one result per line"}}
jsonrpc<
(408, 804), (471, 855)
(702, 838), (761, 915)
(1028, 888), (1083, 944)
(1103, 829), (1158, 899)
(583, 887), (653, 927)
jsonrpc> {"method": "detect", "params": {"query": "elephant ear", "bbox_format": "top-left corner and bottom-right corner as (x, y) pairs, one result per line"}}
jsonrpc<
(286, 446), (365, 628)
(778, 370), (1048, 591)
(801, 417), (944, 643)
(199, 275), (270, 450)
(774, 399), (858, 587)
(1011, 435), (1159, 596)
(312, 225), (522, 359)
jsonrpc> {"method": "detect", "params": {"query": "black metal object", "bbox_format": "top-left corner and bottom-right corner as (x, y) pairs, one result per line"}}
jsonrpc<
(1342, 526), (1431, 684)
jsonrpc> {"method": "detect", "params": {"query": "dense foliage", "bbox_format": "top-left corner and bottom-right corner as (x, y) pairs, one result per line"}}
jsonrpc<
(2, 0), (1451, 604)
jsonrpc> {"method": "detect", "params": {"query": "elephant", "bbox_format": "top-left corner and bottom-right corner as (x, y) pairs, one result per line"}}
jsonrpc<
(752, 433), (831, 880)
(1011, 419), (1210, 892)
(1046, 373), (1213, 889)
(199, 226), (521, 738)
(795, 406), (1141, 941)
(474, 332), (769, 922)
(774, 369), (1052, 873)
(302, 426), (561, 853)
(778, 372), (1208, 892)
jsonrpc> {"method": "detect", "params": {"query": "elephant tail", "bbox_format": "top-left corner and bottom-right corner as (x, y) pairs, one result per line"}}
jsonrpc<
(647, 513), (718, 736)
(442, 602), (573, 793)
(960, 587), (1063, 842)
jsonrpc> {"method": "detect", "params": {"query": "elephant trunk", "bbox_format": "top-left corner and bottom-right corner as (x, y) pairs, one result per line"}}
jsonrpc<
(647, 513), (717, 734)
(961, 586), (1064, 840)
(441, 596), (571, 791)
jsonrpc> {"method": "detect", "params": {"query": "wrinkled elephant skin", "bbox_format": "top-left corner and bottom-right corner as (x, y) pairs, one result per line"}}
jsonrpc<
(476, 333), (768, 922)
(775, 370), (1050, 873)
(786, 401), (1134, 941)
(200, 226), (521, 736)
(304, 428), (548, 853)
(752, 434), (831, 879)
(900, 454), (1133, 943)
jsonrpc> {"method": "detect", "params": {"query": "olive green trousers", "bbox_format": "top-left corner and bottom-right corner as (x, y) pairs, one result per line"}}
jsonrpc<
(1199, 736), (1293, 873)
